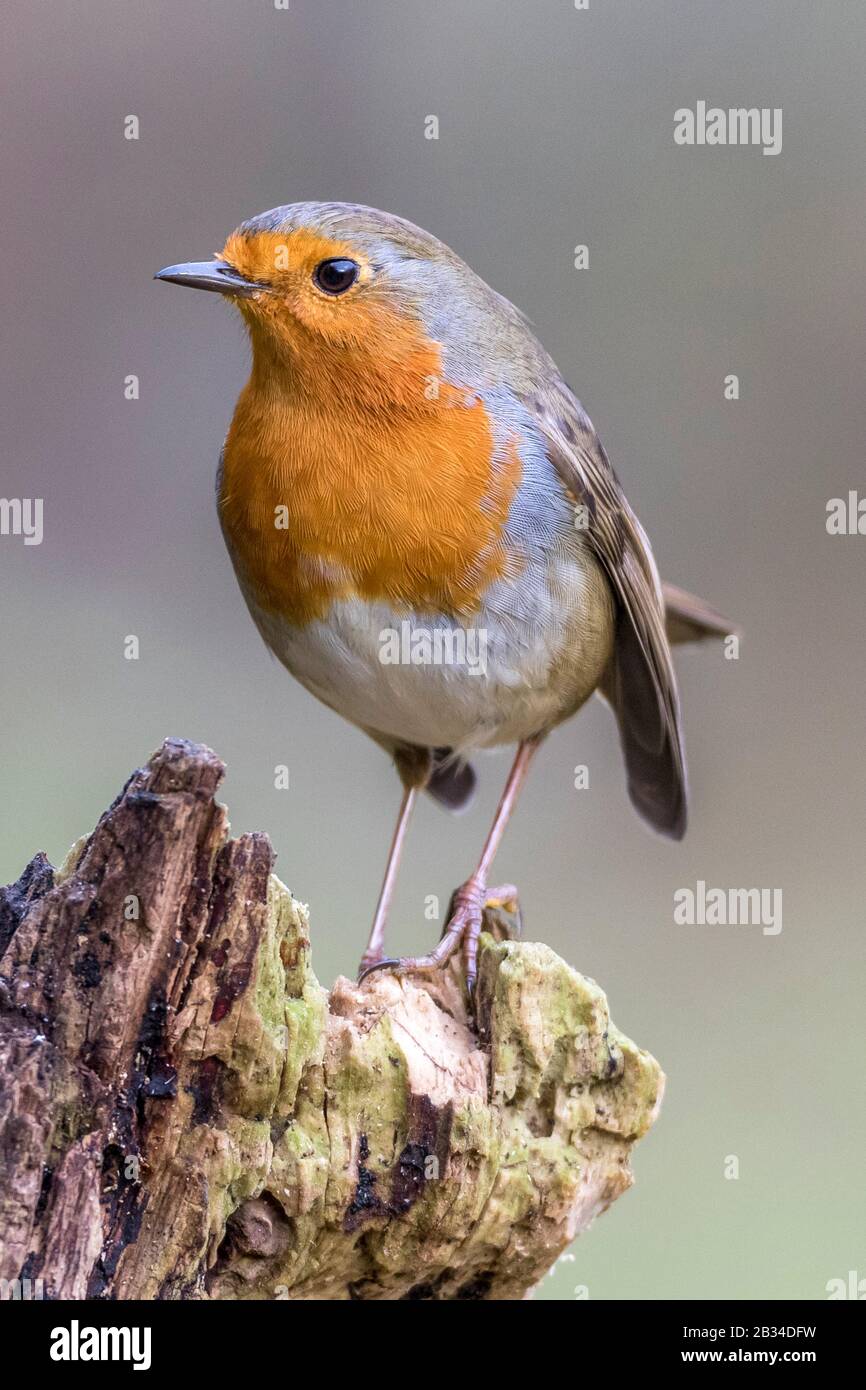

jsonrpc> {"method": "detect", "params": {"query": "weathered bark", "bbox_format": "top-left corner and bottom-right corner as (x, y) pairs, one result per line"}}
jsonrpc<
(0, 738), (664, 1301)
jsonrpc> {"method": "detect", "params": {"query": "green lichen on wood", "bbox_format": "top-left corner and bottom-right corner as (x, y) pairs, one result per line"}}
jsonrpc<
(0, 739), (663, 1303)
(203, 887), (665, 1301)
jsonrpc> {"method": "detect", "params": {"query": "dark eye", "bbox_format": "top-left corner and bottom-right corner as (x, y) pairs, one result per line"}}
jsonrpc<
(313, 258), (360, 295)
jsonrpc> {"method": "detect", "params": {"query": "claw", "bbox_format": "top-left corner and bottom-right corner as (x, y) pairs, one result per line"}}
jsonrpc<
(357, 880), (521, 1014)
(357, 956), (402, 985)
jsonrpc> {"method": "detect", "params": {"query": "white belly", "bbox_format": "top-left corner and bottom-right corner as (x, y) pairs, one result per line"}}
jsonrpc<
(241, 549), (615, 752)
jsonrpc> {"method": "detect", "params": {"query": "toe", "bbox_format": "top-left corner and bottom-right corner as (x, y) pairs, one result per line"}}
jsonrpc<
(357, 956), (401, 985)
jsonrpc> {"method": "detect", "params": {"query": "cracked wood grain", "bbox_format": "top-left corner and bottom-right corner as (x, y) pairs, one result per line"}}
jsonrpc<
(0, 738), (663, 1301)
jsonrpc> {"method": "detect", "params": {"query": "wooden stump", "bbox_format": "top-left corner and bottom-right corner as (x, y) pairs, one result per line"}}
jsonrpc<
(0, 739), (663, 1300)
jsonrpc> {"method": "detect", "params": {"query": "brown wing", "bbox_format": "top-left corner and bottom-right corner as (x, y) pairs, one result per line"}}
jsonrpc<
(527, 385), (688, 838)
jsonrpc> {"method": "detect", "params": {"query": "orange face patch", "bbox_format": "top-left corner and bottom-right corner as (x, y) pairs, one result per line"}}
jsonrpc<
(220, 228), (380, 352)
(217, 226), (523, 625)
(220, 227), (451, 409)
(223, 227), (363, 282)
(222, 228), (371, 300)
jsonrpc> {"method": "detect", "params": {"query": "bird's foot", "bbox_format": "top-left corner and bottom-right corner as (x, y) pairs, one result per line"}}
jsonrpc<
(357, 879), (519, 1001)
(357, 946), (386, 976)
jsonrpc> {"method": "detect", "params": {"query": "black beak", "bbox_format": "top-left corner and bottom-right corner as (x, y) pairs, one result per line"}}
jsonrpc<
(154, 259), (264, 297)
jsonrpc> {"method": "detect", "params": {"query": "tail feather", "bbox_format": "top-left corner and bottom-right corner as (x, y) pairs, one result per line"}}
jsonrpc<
(600, 620), (688, 839)
(426, 749), (477, 812)
(663, 582), (737, 646)
(600, 581), (739, 839)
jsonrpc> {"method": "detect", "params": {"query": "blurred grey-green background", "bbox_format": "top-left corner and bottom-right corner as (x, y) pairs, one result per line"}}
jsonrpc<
(3, 0), (864, 1299)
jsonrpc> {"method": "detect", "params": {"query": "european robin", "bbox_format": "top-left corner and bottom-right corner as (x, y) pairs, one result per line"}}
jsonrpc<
(156, 202), (733, 996)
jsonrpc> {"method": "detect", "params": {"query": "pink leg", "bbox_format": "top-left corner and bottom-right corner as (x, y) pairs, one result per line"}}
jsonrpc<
(359, 736), (543, 997)
(358, 783), (418, 977)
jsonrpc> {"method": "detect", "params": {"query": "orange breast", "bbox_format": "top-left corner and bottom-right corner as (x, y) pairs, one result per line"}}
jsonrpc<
(219, 347), (523, 627)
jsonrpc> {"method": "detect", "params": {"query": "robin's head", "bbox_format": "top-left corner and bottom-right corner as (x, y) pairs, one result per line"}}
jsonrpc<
(156, 202), (520, 404)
